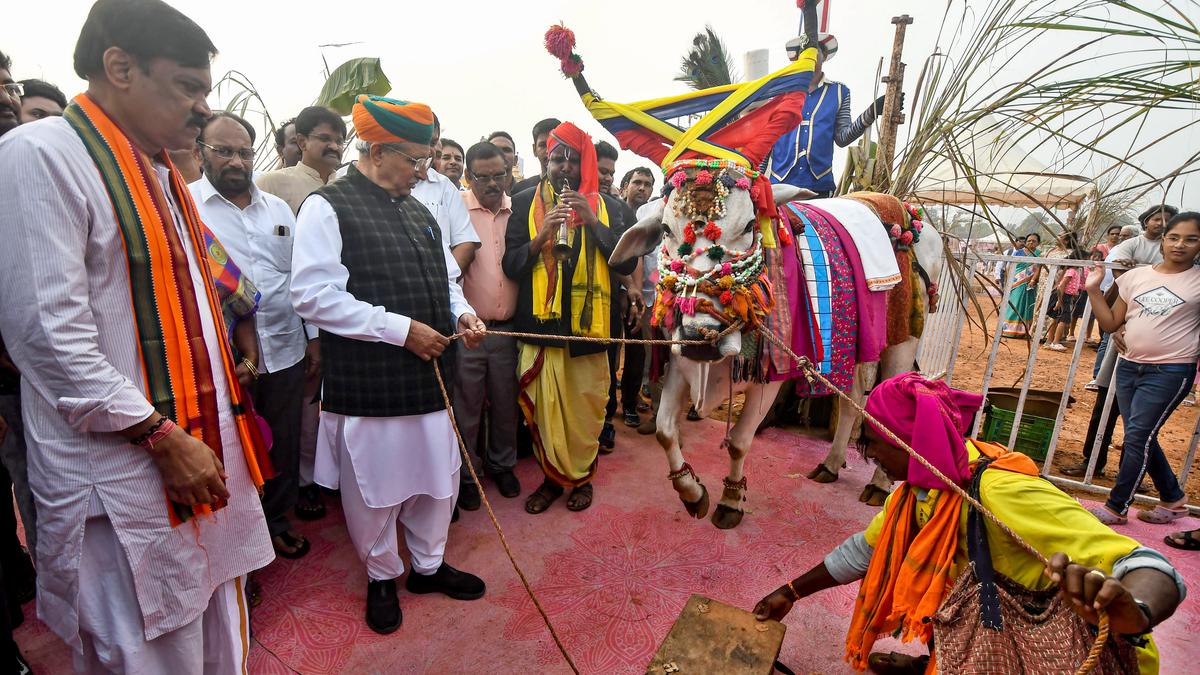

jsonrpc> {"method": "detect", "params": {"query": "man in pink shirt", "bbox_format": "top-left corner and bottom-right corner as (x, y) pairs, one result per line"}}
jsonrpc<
(454, 142), (521, 510)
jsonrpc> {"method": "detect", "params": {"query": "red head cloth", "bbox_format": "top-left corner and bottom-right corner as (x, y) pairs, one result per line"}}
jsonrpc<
(546, 121), (599, 212)
(863, 372), (984, 491)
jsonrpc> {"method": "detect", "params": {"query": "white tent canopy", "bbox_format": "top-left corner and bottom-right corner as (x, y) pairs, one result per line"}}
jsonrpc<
(909, 115), (1095, 210)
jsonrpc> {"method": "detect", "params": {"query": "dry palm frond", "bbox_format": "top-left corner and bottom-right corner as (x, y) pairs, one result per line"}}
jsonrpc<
(675, 25), (738, 90)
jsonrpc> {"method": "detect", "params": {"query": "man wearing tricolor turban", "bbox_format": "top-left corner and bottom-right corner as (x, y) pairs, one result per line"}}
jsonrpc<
(752, 373), (1183, 674)
(291, 94), (488, 635)
(502, 121), (637, 514)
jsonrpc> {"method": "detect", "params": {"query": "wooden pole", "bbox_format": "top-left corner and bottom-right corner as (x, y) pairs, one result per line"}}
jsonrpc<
(872, 15), (913, 192)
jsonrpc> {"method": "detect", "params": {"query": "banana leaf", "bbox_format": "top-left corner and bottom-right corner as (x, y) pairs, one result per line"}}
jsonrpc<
(316, 57), (392, 115)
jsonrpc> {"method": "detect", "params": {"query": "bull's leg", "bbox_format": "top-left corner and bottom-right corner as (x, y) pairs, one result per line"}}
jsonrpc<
(858, 338), (921, 506)
(809, 362), (877, 484)
(712, 380), (783, 529)
(656, 365), (708, 518)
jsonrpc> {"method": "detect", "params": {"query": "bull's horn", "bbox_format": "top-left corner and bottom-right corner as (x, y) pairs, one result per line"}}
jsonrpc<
(772, 184), (817, 205)
(610, 198), (666, 267)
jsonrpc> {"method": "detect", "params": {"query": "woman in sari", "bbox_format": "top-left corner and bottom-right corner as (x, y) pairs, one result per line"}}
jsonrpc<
(999, 233), (1041, 338)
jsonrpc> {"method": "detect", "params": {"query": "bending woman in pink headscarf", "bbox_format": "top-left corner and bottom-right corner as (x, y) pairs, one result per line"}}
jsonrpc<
(752, 373), (1183, 674)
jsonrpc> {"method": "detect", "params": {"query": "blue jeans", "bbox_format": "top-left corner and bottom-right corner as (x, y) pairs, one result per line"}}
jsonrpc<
(1106, 359), (1195, 514)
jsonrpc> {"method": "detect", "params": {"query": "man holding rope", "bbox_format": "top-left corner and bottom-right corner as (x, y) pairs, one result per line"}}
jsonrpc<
(291, 95), (487, 635)
(753, 372), (1184, 674)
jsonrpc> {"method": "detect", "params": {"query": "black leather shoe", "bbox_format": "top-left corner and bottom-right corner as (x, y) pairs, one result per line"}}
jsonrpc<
(599, 421), (616, 450)
(365, 578), (402, 634)
(405, 563), (486, 600)
(458, 481), (482, 511)
(494, 470), (521, 498)
(622, 411), (640, 427)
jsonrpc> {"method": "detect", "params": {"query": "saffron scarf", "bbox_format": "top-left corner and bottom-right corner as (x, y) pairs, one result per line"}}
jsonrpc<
(64, 94), (271, 525)
(845, 440), (1040, 672)
(527, 180), (611, 339)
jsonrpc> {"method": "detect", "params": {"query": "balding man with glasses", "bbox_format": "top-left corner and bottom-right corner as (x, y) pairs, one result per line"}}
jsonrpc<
(191, 111), (315, 565)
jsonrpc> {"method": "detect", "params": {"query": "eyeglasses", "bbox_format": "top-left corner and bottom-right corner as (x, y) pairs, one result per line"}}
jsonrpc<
(381, 144), (431, 171)
(470, 172), (509, 185)
(1164, 234), (1200, 245)
(305, 132), (347, 148)
(198, 141), (255, 161)
(1, 83), (23, 98)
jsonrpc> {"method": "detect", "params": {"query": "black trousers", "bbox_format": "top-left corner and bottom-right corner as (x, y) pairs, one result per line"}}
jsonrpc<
(253, 361), (306, 538)
(605, 319), (646, 419)
(1082, 386), (1121, 472)
(619, 322), (647, 415)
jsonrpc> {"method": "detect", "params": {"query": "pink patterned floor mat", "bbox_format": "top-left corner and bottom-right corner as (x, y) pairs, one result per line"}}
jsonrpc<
(15, 421), (1200, 673)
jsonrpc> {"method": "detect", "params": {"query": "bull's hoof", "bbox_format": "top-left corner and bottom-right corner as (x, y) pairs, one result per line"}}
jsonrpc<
(682, 484), (710, 519)
(859, 484), (890, 507)
(711, 504), (745, 529)
(807, 464), (839, 483)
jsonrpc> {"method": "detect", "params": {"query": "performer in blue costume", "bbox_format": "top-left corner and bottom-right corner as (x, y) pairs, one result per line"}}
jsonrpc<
(767, 33), (899, 197)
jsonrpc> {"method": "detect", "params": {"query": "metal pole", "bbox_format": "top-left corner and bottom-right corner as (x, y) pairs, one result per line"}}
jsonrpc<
(1040, 299), (1093, 476)
(1176, 407), (1200, 484)
(1005, 261), (1058, 449)
(1082, 369), (1120, 485)
(943, 255), (974, 386)
(972, 256), (1013, 437)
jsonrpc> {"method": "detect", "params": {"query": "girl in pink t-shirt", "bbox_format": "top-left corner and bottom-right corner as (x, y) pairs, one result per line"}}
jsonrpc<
(1044, 248), (1088, 351)
(1085, 213), (1200, 526)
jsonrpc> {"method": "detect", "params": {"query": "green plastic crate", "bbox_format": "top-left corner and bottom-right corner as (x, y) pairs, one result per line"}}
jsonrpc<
(980, 406), (1055, 462)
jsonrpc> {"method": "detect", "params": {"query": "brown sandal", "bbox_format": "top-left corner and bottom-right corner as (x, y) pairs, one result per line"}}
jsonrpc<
(524, 480), (564, 514)
(566, 483), (594, 512)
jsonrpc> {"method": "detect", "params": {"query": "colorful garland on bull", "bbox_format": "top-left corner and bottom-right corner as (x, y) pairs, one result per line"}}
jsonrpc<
(649, 161), (779, 333)
(901, 201), (939, 307)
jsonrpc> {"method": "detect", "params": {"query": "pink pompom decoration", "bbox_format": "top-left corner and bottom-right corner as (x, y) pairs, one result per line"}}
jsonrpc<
(670, 259), (684, 273)
(899, 230), (914, 245)
(559, 54), (584, 77)
(735, 177), (751, 190)
(544, 24), (576, 59)
(670, 171), (687, 188)
(694, 170), (713, 186)
(889, 224), (902, 238)
(721, 262), (732, 276)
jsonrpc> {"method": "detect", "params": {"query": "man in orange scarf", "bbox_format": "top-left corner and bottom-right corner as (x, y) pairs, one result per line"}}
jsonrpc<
(753, 373), (1184, 674)
(0, 0), (275, 670)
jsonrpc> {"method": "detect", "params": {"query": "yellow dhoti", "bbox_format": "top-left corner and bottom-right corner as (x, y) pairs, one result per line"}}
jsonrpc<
(517, 343), (608, 487)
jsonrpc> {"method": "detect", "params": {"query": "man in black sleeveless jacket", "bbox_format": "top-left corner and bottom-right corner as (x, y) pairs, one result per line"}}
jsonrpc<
(290, 95), (486, 635)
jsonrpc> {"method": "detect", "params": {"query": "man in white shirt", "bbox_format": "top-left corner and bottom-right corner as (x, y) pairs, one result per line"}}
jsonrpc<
(0, 1), (273, 669)
(191, 112), (315, 561)
(291, 95), (487, 635)
(411, 118), (480, 274)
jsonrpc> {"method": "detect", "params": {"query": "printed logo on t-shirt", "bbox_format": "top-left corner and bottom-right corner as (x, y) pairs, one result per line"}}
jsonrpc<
(1133, 285), (1185, 317)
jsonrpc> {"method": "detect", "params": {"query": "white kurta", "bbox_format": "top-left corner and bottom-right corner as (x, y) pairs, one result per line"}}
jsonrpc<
(0, 118), (273, 644)
(291, 194), (472, 507)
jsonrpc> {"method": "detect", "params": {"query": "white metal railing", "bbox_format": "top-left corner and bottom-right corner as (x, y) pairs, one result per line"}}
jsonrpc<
(933, 251), (1199, 514)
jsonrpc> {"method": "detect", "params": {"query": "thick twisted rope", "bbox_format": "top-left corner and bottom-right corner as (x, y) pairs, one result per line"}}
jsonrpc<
(425, 321), (740, 675)
(751, 326), (1110, 675)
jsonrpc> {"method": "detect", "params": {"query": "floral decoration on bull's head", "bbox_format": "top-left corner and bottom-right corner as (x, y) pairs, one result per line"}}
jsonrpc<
(651, 159), (775, 333)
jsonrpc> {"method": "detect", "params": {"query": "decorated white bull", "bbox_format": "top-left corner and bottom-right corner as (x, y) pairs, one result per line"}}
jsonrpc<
(544, 24), (942, 528)
(611, 165), (942, 528)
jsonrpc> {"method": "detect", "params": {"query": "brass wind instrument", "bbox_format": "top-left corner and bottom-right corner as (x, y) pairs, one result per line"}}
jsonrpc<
(553, 178), (573, 260)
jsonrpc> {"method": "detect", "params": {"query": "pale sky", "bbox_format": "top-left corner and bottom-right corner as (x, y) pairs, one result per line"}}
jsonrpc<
(5, 0), (1196, 214)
